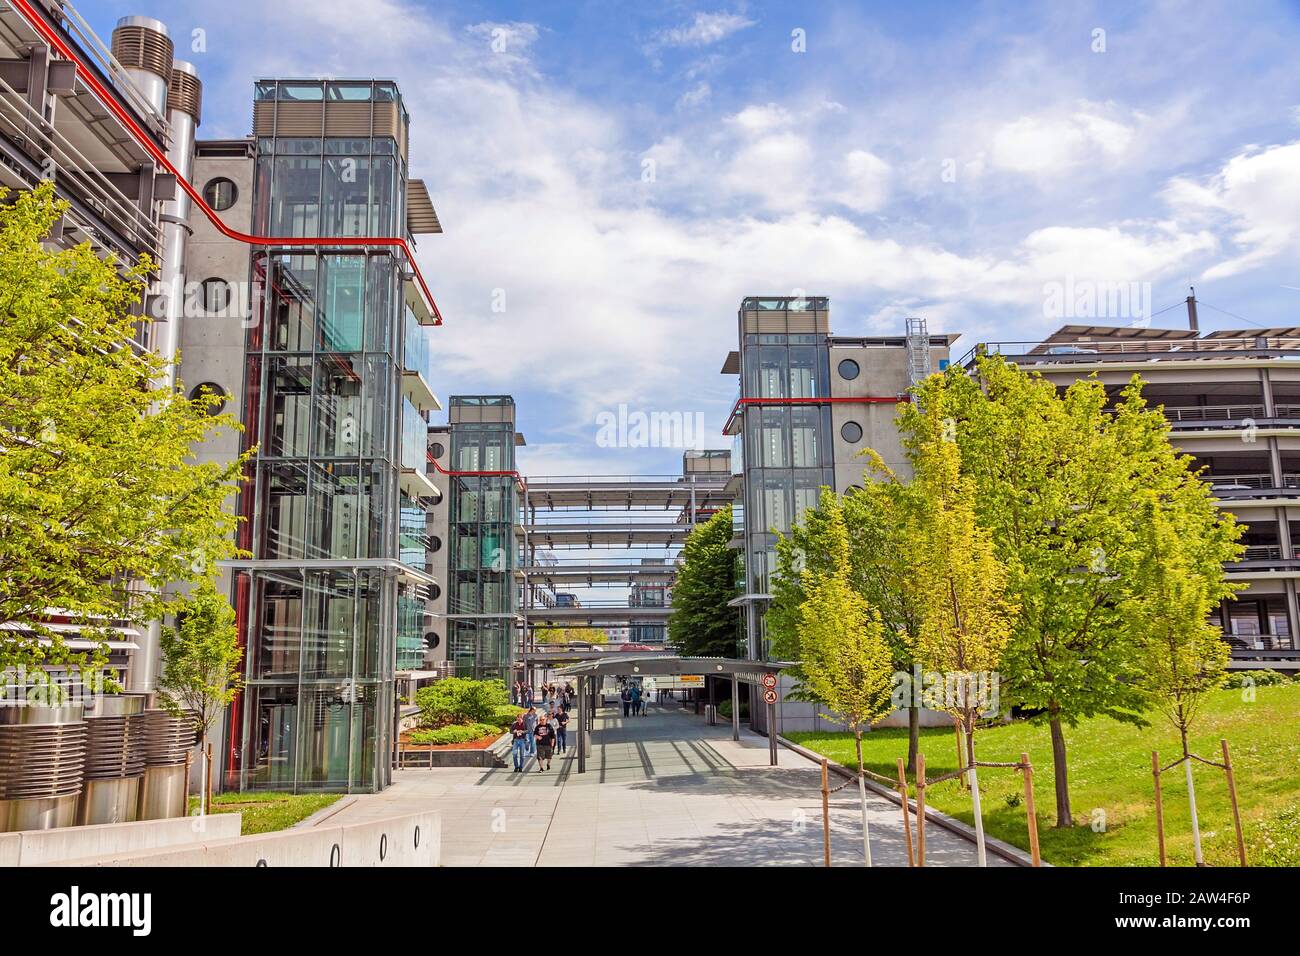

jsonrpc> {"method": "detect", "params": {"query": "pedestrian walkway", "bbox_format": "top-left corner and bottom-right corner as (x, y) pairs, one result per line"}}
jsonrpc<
(322, 700), (1008, 867)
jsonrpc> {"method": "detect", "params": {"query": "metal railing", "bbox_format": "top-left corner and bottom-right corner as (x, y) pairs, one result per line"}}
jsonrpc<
(1163, 403), (1300, 424)
(960, 338), (1300, 367)
(1200, 473), (1300, 493)
(1226, 632), (1297, 652)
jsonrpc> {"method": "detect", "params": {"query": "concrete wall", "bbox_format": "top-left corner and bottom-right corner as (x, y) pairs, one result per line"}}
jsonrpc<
(50, 811), (439, 868)
(2, 814), (242, 866)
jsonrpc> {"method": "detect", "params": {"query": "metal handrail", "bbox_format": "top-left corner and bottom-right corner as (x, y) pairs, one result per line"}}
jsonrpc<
(960, 338), (1300, 367)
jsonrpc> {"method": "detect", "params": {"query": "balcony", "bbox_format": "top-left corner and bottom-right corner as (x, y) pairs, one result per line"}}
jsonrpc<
(1226, 632), (1296, 654)
(1200, 473), (1300, 498)
(1161, 403), (1300, 429)
(400, 307), (440, 414)
(960, 336), (1300, 367)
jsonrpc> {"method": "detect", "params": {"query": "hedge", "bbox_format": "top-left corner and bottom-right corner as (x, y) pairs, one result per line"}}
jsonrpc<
(406, 722), (502, 746)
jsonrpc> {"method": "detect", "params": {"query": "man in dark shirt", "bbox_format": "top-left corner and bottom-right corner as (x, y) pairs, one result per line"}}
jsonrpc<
(534, 715), (556, 771)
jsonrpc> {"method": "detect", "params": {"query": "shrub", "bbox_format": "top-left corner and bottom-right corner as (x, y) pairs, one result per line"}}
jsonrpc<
(415, 678), (509, 728)
(717, 698), (749, 720)
(407, 722), (502, 746)
(492, 704), (525, 728)
(1220, 669), (1291, 689)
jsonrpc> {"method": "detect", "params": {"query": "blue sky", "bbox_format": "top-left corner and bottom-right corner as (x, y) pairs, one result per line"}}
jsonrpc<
(80, 0), (1300, 479)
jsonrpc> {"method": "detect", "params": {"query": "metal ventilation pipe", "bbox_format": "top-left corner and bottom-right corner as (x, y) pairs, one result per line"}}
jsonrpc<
(155, 59), (202, 389)
(110, 16), (173, 118)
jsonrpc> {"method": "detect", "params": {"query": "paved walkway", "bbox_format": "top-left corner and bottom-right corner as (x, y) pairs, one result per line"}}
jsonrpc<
(323, 700), (1006, 867)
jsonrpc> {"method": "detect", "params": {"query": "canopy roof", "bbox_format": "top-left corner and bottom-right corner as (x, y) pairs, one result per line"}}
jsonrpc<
(556, 655), (793, 678)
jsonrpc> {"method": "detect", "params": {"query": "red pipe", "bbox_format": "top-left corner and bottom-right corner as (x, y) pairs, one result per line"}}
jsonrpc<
(11, 0), (443, 324)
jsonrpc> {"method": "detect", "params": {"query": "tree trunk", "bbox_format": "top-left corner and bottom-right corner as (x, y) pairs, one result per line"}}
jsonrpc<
(1182, 729), (1204, 866)
(854, 730), (873, 867)
(906, 705), (920, 776)
(1049, 714), (1074, 828)
(198, 728), (208, 817)
(965, 721), (987, 867)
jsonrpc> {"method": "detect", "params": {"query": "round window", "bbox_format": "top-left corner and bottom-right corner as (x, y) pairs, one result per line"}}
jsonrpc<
(838, 359), (860, 381)
(201, 277), (231, 313)
(428, 536), (442, 553)
(841, 421), (863, 443)
(429, 441), (445, 459)
(188, 382), (228, 415)
(423, 632), (441, 650)
(203, 177), (239, 211)
(427, 583), (441, 601)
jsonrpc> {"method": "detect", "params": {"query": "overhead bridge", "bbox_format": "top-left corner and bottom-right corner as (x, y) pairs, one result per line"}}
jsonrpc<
(527, 605), (673, 625)
(521, 563), (677, 584)
(525, 477), (731, 512)
(520, 523), (691, 548)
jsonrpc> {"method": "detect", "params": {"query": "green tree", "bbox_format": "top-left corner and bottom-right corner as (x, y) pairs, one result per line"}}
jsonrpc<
(908, 388), (1015, 866)
(1131, 482), (1239, 864)
(415, 677), (510, 728)
(903, 357), (1241, 827)
(534, 626), (609, 645)
(796, 501), (895, 866)
(668, 506), (739, 657)
(156, 581), (243, 814)
(0, 183), (247, 686)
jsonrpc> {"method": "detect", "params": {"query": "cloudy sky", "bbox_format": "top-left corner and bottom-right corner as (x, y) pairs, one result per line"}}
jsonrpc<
(83, 0), (1300, 478)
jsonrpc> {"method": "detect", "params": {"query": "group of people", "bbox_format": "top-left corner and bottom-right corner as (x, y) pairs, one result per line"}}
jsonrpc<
(619, 680), (648, 718)
(509, 681), (575, 773)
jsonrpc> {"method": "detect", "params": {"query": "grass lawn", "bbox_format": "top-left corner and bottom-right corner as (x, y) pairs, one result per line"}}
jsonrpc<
(788, 683), (1300, 867)
(188, 791), (343, 835)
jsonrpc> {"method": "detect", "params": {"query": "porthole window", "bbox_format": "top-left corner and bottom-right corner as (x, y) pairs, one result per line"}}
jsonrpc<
(423, 632), (441, 650)
(203, 177), (238, 211)
(188, 382), (228, 415)
(841, 421), (863, 443)
(838, 359), (860, 381)
(201, 277), (231, 313)
(428, 535), (442, 553)
(427, 583), (441, 601)
(429, 442), (445, 459)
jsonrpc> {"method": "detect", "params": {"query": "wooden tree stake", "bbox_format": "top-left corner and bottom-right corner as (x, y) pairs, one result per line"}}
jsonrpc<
(896, 757), (914, 867)
(1021, 751), (1041, 867)
(916, 752), (927, 867)
(1221, 739), (1247, 868)
(821, 758), (831, 868)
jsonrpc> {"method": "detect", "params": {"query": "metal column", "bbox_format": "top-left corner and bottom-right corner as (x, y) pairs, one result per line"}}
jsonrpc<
(576, 676), (586, 774)
(731, 673), (740, 741)
(767, 697), (777, 766)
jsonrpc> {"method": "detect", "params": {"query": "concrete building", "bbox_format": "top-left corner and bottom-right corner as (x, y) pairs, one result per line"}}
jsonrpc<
(960, 321), (1300, 672)
(720, 296), (955, 732)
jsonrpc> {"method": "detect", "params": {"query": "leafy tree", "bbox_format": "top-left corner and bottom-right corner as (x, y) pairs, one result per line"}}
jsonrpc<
(1131, 477), (1239, 864)
(0, 183), (247, 686)
(668, 506), (740, 657)
(796, 500), (895, 866)
(769, 479), (927, 772)
(902, 356), (1241, 827)
(534, 626), (609, 645)
(156, 581), (242, 813)
(907, 387), (1015, 866)
(415, 677), (510, 728)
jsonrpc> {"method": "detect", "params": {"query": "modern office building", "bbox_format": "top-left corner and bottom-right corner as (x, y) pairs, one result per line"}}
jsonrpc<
(424, 396), (525, 680)
(174, 77), (445, 793)
(720, 296), (955, 731)
(961, 320), (1300, 672)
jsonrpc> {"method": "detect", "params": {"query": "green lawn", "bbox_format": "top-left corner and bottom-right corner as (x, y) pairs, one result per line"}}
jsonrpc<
(188, 791), (343, 835)
(788, 683), (1300, 867)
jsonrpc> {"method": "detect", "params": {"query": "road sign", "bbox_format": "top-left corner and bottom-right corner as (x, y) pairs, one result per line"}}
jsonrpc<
(761, 673), (777, 690)
(763, 689), (778, 705)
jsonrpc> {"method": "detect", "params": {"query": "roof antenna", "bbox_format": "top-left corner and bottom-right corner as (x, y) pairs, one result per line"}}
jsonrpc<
(1186, 285), (1199, 333)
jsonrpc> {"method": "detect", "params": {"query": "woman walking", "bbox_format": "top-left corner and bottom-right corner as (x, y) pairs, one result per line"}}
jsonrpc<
(534, 714), (556, 771)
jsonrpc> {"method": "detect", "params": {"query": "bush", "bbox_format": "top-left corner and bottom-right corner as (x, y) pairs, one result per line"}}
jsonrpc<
(1220, 669), (1292, 689)
(415, 678), (509, 728)
(717, 698), (749, 720)
(407, 722), (502, 746)
(492, 704), (525, 728)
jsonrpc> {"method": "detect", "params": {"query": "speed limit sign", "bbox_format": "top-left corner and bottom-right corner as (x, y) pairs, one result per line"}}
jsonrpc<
(761, 673), (777, 690)
(763, 689), (778, 705)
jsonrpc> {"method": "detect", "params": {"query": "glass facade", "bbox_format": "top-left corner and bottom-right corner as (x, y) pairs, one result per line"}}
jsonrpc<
(233, 83), (422, 792)
(447, 398), (518, 678)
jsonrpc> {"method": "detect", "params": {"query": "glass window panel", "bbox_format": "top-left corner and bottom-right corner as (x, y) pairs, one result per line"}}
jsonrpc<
(757, 347), (788, 399)
(254, 573), (303, 680)
(362, 355), (392, 459)
(760, 407), (788, 467)
(318, 255), (366, 352)
(301, 571), (355, 680)
(265, 357), (313, 457)
(244, 684), (298, 789)
(277, 82), (323, 101)
(298, 685), (352, 788)
(367, 256), (397, 353)
(270, 156), (320, 237)
(260, 462), (309, 560)
(791, 407), (820, 467)
(313, 354), (364, 457)
(789, 346), (818, 398)
(370, 155), (396, 236)
(267, 255), (317, 352)
(322, 156), (371, 237)
(308, 462), (360, 559)
(357, 460), (390, 559)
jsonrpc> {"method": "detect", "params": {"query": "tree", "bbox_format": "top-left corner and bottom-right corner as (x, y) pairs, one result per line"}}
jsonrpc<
(534, 626), (609, 645)
(1131, 474), (1240, 864)
(903, 357), (1241, 827)
(907, 386), (1015, 866)
(796, 500), (895, 866)
(769, 479), (928, 772)
(0, 183), (247, 687)
(668, 506), (740, 657)
(415, 677), (509, 728)
(156, 581), (243, 814)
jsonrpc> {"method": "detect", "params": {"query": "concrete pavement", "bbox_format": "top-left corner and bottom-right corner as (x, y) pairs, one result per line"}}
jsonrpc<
(321, 699), (1007, 867)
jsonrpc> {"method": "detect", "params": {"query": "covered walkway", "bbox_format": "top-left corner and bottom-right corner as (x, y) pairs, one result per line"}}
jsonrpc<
(321, 698), (1006, 866)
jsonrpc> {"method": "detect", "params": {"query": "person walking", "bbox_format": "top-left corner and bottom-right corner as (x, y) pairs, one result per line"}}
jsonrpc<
(554, 706), (569, 753)
(621, 685), (632, 718)
(631, 682), (642, 717)
(510, 714), (529, 772)
(524, 705), (538, 755)
(534, 714), (556, 771)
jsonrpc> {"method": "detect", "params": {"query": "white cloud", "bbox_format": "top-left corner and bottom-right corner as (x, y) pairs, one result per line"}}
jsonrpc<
(676, 82), (711, 110)
(832, 150), (891, 213)
(990, 104), (1140, 176)
(655, 12), (755, 48)
(1165, 141), (1300, 279)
